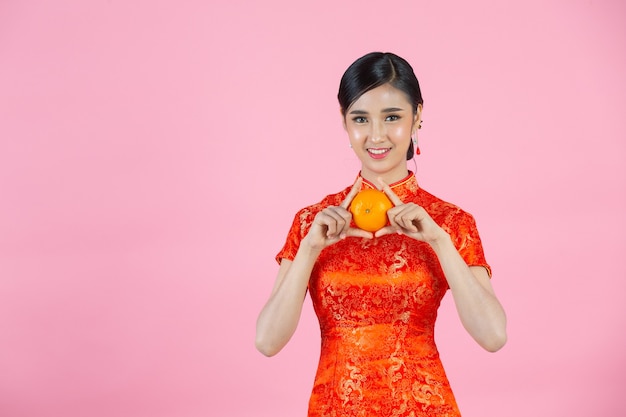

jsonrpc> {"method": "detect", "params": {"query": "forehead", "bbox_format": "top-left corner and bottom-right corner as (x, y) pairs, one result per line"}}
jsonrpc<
(349, 83), (412, 111)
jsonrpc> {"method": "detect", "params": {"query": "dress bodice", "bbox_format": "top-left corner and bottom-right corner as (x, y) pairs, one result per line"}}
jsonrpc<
(276, 172), (490, 416)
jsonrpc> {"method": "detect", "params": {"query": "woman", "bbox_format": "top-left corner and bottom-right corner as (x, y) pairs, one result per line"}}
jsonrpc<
(256, 52), (507, 417)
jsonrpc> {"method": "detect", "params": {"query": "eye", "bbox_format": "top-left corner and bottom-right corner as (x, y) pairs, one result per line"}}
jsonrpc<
(385, 115), (400, 122)
(352, 116), (367, 124)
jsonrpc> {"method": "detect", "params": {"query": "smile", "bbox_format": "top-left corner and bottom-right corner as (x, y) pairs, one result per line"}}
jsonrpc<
(367, 148), (390, 155)
(367, 148), (390, 159)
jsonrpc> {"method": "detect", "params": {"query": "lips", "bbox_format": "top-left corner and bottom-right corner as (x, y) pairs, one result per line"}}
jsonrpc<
(367, 148), (390, 159)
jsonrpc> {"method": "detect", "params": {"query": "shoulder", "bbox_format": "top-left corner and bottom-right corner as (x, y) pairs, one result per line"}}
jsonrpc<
(416, 188), (487, 260)
(415, 187), (477, 229)
(276, 184), (352, 263)
(289, 185), (352, 232)
(296, 185), (350, 216)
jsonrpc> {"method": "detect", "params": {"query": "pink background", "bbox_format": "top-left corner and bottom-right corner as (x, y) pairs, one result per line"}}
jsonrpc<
(1, 1), (625, 416)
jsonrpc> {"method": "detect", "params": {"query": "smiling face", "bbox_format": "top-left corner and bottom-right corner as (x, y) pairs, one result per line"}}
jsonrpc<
(343, 83), (422, 185)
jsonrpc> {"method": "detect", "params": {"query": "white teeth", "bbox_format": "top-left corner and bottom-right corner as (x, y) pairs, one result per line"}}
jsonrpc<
(368, 148), (389, 155)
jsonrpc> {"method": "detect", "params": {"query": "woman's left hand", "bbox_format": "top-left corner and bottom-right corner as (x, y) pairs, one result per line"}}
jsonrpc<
(374, 177), (448, 244)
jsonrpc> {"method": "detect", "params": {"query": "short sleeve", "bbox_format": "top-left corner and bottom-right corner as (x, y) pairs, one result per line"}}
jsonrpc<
(274, 187), (349, 265)
(450, 211), (492, 277)
(275, 207), (314, 265)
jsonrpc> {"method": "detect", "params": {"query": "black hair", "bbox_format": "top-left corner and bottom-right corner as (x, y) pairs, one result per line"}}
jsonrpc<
(338, 52), (423, 160)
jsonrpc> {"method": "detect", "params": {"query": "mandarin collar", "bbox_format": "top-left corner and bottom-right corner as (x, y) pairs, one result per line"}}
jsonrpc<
(358, 171), (419, 202)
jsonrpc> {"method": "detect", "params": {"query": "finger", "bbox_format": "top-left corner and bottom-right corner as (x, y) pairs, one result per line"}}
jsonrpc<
(342, 227), (374, 240)
(313, 212), (336, 238)
(374, 225), (399, 238)
(314, 210), (339, 238)
(385, 206), (405, 230)
(334, 205), (354, 225)
(399, 215), (418, 232)
(388, 213), (415, 232)
(339, 177), (363, 210)
(328, 205), (352, 226)
(376, 177), (404, 206)
(388, 206), (419, 232)
(321, 207), (350, 237)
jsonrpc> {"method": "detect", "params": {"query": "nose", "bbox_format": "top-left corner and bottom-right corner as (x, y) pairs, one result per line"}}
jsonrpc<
(371, 120), (385, 143)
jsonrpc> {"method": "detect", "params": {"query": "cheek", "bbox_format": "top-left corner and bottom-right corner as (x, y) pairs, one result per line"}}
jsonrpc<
(347, 126), (367, 142)
(391, 124), (411, 140)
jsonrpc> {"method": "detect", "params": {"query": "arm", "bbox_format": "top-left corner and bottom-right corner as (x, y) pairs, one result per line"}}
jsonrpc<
(255, 246), (319, 357)
(429, 237), (507, 352)
(375, 178), (507, 352)
(255, 179), (372, 357)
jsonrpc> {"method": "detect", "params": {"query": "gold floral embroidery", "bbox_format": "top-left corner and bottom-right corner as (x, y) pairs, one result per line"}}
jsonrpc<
(276, 172), (489, 417)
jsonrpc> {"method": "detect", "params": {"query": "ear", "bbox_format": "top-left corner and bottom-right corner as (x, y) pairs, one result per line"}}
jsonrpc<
(411, 104), (423, 135)
(414, 103), (423, 126)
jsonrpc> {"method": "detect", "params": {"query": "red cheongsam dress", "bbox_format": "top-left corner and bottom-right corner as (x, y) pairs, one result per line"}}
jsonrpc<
(276, 172), (491, 417)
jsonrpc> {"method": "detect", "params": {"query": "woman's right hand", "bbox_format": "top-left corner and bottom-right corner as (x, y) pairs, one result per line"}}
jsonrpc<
(256, 178), (372, 357)
(302, 178), (373, 251)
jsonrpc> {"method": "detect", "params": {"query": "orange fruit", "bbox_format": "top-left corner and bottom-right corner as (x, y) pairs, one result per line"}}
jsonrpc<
(349, 189), (393, 232)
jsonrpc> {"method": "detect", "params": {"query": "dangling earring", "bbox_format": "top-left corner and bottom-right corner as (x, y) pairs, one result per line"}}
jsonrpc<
(415, 120), (423, 154)
(411, 134), (421, 156)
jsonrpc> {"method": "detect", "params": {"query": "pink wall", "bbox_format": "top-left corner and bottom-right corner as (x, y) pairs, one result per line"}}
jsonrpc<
(1, 1), (625, 416)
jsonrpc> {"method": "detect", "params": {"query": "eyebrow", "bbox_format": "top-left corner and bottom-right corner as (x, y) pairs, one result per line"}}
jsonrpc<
(348, 107), (407, 115)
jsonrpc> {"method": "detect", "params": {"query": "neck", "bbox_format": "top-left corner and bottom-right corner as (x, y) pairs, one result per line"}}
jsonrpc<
(360, 166), (410, 188)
